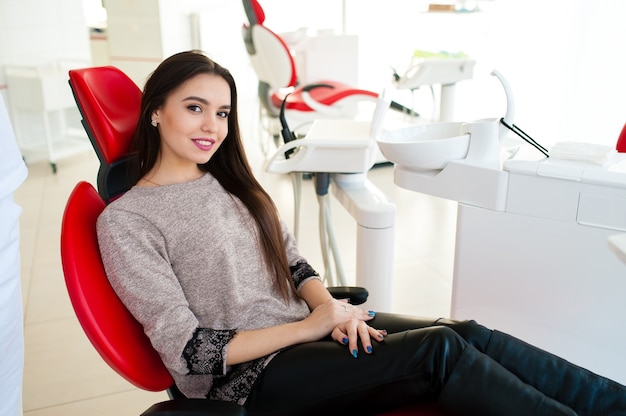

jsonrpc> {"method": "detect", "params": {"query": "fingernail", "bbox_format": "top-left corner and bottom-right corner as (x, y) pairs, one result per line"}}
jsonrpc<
(342, 337), (348, 344)
(368, 310), (376, 317)
(352, 349), (358, 358)
(366, 346), (372, 353)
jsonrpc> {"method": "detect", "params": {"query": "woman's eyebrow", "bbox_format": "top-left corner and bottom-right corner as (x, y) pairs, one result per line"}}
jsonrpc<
(183, 96), (208, 105)
(183, 96), (231, 109)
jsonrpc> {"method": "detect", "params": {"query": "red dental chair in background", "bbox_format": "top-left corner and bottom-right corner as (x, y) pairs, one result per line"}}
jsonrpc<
(241, 0), (416, 145)
(61, 65), (446, 415)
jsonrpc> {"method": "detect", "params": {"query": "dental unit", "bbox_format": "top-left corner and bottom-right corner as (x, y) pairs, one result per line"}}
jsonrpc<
(266, 96), (396, 312)
(263, 52), (480, 311)
(378, 70), (626, 385)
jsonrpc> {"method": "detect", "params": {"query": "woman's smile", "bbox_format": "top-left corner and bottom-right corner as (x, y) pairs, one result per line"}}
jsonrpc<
(192, 138), (216, 151)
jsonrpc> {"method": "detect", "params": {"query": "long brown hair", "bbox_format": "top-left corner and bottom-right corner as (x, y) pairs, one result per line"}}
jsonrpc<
(129, 50), (297, 302)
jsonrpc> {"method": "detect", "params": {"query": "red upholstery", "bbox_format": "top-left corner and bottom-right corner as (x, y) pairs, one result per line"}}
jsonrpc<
(272, 81), (378, 111)
(61, 181), (174, 392)
(617, 122), (626, 153)
(68, 66), (140, 165)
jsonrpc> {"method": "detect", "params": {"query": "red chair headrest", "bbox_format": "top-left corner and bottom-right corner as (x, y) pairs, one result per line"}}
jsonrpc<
(68, 67), (141, 165)
(61, 182), (173, 391)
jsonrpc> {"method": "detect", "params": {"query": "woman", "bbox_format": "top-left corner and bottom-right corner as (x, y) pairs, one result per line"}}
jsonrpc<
(96, 50), (625, 416)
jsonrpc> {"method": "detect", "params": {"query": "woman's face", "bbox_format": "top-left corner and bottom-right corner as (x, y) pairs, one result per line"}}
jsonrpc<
(152, 73), (231, 169)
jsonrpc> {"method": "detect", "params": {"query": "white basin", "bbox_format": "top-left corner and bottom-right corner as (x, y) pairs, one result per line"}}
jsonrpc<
(377, 122), (470, 171)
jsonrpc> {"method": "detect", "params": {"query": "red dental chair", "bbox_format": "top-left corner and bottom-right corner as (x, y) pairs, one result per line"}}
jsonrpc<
(61, 65), (446, 415)
(241, 0), (416, 142)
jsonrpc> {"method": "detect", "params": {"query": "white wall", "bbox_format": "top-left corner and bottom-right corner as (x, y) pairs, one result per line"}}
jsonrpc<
(0, 0), (90, 64)
(0, 0), (93, 165)
(0, 0), (91, 88)
(103, 0), (249, 88)
(448, 0), (626, 149)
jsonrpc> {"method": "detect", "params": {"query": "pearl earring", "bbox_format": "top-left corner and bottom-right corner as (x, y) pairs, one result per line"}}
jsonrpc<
(151, 119), (158, 127)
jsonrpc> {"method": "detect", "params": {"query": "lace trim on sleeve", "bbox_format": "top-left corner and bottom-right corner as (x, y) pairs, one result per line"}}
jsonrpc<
(289, 260), (320, 289)
(182, 328), (236, 375)
(209, 357), (268, 403)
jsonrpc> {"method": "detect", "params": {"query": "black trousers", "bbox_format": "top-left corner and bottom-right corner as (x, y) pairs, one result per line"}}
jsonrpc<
(244, 314), (626, 416)
(245, 314), (447, 415)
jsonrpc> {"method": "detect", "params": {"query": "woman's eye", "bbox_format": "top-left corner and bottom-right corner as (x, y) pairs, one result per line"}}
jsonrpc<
(217, 111), (229, 119)
(188, 105), (202, 113)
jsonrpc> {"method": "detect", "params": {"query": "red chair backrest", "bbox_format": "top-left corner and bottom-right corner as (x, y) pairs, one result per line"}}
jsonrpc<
(69, 66), (141, 202)
(61, 181), (174, 392)
(247, 24), (298, 90)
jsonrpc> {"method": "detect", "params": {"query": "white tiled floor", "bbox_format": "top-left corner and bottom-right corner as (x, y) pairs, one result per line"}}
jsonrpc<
(15, 99), (458, 415)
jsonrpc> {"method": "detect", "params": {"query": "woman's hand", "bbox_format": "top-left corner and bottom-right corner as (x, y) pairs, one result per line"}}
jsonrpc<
(301, 298), (387, 357)
(330, 311), (387, 358)
(300, 299), (373, 342)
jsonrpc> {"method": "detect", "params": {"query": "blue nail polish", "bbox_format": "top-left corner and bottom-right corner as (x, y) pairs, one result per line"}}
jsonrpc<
(352, 349), (358, 358)
(342, 337), (348, 344)
(368, 310), (376, 316)
(366, 345), (372, 353)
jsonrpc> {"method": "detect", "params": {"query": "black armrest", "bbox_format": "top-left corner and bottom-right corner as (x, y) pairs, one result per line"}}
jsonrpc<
(327, 286), (369, 305)
(141, 399), (247, 416)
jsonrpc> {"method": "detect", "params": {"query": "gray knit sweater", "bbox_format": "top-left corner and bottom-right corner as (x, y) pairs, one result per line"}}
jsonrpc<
(96, 173), (318, 403)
